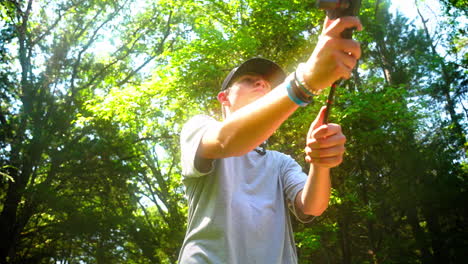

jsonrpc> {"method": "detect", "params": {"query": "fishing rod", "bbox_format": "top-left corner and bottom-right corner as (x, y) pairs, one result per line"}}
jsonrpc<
(316, 0), (362, 123)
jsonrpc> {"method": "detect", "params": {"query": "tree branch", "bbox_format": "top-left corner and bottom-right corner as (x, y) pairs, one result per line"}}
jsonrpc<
(137, 199), (156, 232)
(117, 10), (174, 86)
(70, 1), (131, 95)
(30, 2), (78, 47)
(77, 20), (149, 92)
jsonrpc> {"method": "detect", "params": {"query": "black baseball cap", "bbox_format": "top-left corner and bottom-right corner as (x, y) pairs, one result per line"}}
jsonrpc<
(220, 58), (286, 91)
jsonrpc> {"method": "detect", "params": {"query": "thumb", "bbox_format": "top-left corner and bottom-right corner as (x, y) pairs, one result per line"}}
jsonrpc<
(308, 106), (327, 135)
(322, 17), (333, 33)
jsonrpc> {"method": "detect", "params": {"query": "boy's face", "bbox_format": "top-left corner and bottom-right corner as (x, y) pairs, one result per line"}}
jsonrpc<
(218, 73), (272, 115)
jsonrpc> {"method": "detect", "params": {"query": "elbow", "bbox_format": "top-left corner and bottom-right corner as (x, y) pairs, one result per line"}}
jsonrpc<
(302, 204), (328, 216)
(220, 144), (250, 158)
(303, 209), (324, 217)
(215, 134), (252, 158)
(204, 138), (249, 159)
(305, 209), (326, 217)
(216, 125), (259, 157)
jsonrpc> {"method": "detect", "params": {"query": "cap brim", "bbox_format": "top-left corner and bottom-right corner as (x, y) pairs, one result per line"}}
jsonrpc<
(221, 58), (286, 91)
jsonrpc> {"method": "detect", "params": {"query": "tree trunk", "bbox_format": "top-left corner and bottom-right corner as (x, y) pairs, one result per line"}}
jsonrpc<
(0, 1), (37, 262)
(415, 0), (466, 148)
(338, 209), (352, 264)
(424, 210), (448, 263)
(406, 206), (433, 264)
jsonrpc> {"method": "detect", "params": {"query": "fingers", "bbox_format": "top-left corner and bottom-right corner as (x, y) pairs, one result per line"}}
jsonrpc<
(303, 33), (361, 91)
(334, 57), (354, 80)
(337, 51), (358, 70)
(305, 155), (344, 168)
(305, 138), (346, 158)
(322, 37), (361, 60)
(337, 52), (357, 79)
(322, 16), (363, 38)
(324, 38), (360, 79)
(322, 16), (362, 79)
(308, 106), (327, 135)
(310, 123), (342, 140)
(307, 129), (347, 149)
(305, 123), (346, 168)
(304, 143), (345, 168)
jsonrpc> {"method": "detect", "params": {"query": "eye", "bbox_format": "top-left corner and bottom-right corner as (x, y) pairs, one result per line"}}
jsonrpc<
(237, 77), (252, 84)
(244, 77), (260, 84)
(235, 75), (265, 86)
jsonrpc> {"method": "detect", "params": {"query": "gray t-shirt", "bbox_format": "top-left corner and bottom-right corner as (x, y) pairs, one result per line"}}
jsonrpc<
(178, 115), (313, 264)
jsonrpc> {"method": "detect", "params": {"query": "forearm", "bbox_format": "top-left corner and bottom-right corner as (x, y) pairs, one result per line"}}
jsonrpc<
(300, 165), (331, 216)
(200, 83), (298, 159)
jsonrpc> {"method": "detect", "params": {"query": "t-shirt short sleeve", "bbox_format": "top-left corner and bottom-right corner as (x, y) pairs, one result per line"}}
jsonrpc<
(180, 115), (218, 178)
(280, 153), (315, 223)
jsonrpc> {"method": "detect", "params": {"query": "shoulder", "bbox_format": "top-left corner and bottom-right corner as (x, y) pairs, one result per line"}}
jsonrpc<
(180, 115), (219, 177)
(181, 115), (218, 137)
(267, 150), (296, 163)
(182, 114), (217, 129)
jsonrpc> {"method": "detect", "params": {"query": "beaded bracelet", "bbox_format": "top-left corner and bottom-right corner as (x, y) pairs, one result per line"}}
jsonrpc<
(295, 63), (320, 96)
(286, 75), (313, 107)
(294, 70), (315, 97)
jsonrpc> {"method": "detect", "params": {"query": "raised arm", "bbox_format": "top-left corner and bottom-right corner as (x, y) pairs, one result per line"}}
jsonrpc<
(198, 84), (298, 160)
(197, 16), (361, 162)
(294, 15), (362, 216)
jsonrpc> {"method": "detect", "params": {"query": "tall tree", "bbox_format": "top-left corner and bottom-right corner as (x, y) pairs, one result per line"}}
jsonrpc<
(1, 0), (466, 263)
(0, 0), (185, 262)
(415, 0), (467, 150)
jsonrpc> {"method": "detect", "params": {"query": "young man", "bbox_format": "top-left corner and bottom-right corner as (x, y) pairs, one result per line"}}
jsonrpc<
(179, 16), (362, 263)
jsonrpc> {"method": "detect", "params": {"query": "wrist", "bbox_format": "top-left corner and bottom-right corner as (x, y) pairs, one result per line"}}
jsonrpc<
(286, 73), (313, 107)
(296, 63), (323, 95)
(310, 164), (330, 175)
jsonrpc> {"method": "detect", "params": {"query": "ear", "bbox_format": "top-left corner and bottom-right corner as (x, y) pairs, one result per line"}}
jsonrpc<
(217, 91), (231, 106)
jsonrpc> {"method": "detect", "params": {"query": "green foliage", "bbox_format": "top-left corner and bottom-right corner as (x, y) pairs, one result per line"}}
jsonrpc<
(0, 0), (467, 263)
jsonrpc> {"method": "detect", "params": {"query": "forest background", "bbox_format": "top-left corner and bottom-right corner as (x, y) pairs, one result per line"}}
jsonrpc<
(1, 0), (467, 263)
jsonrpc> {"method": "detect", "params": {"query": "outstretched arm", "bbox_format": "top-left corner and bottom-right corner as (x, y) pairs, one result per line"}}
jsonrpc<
(198, 85), (299, 160)
(197, 17), (361, 161)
